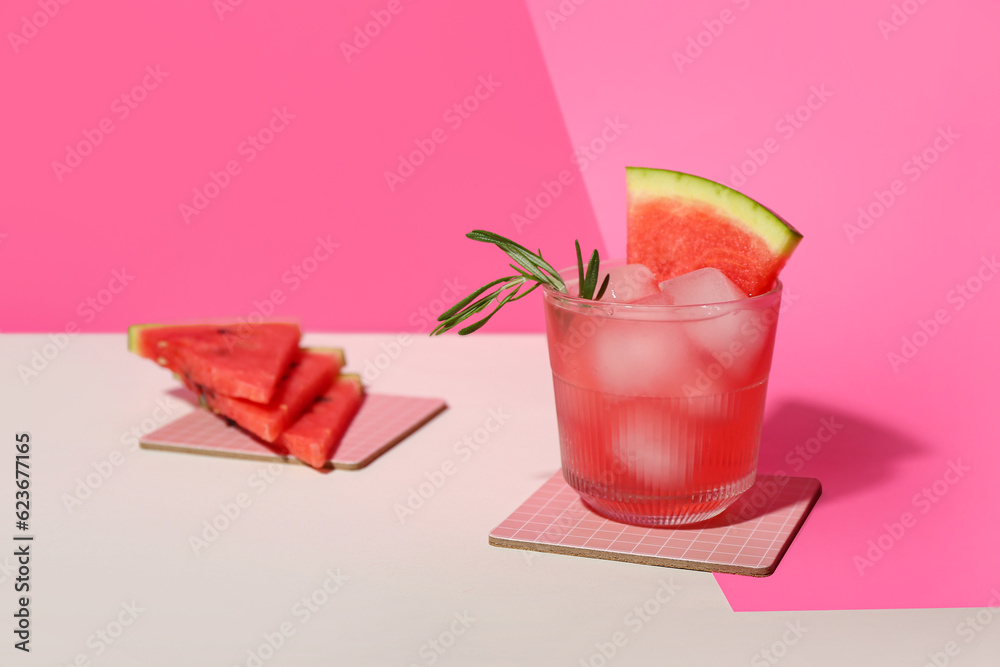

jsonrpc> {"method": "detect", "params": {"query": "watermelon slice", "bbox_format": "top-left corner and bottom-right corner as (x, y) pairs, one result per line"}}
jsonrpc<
(626, 167), (802, 295)
(277, 374), (365, 469)
(128, 323), (300, 403)
(195, 348), (344, 443)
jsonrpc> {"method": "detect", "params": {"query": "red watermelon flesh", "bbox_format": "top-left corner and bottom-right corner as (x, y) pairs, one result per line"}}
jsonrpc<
(278, 374), (365, 469)
(196, 348), (344, 443)
(626, 167), (802, 296)
(128, 323), (300, 403)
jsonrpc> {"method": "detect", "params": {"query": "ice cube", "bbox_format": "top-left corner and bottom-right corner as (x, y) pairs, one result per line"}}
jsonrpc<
(684, 308), (747, 365)
(586, 318), (704, 397)
(599, 263), (659, 303)
(657, 267), (746, 306)
(610, 400), (694, 492)
(656, 269), (772, 391)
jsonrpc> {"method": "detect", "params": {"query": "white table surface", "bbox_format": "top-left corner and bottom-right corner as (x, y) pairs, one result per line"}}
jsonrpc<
(1, 333), (997, 666)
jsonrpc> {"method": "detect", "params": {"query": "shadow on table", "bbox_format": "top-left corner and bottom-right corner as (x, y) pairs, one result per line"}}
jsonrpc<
(168, 386), (199, 406)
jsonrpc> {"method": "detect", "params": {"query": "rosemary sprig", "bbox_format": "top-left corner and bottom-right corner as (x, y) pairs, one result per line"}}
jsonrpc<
(576, 240), (610, 301)
(432, 230), (608, 336)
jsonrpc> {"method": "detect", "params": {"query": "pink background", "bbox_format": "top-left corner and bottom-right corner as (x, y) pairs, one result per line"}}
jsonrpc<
(3, 1), (999, 610)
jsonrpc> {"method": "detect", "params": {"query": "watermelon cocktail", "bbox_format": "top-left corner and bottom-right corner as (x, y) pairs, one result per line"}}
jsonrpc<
(433, 167), (801, 527)
(543, 266), (783, 526)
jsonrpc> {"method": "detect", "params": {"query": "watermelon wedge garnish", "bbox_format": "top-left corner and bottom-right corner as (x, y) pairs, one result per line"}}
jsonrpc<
(626, 167), (802, 295)
(195, 347), (344, 443)
(277, 374), (365, 469)
(128, 323), (300, 403)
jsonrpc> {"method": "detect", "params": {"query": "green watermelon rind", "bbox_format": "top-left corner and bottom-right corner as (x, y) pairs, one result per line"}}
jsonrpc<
(335, 373), (362, 390)
(625, 167), (803, 257)
(127, 323), (162, 356)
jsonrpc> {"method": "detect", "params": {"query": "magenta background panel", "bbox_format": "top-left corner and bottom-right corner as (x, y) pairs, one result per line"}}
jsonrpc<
(1, 0), (603, 334)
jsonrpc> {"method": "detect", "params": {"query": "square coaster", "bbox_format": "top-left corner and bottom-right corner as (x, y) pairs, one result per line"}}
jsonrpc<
(489, 472), (821, 576)
(140, 394), (447, 470)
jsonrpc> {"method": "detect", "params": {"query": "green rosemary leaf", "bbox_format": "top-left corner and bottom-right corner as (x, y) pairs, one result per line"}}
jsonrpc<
(438, 285), (506, 328)
(432, 296), (493, 335)
(507, 263), (536, 279)
(509, 280), (542, 302)
(595, 273), (610, 300)
(457, 284), (521, 335)
(430, 231), (605, 335)
(469, 230), (563, 285)
(437, 276), (513, 321)
(585, 248), (600, 298)
(471, 233), (549, 285)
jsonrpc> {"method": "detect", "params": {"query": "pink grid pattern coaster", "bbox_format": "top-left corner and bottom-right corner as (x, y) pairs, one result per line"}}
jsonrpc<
(489, 472), (821, 577)
(141, 394), (447, 470)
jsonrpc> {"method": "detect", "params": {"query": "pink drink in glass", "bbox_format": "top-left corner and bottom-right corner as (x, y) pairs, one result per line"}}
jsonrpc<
(542, 273), (783, 526)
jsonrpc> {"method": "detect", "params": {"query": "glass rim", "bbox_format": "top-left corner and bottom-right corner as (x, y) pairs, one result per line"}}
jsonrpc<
(543, 266), (783, 313)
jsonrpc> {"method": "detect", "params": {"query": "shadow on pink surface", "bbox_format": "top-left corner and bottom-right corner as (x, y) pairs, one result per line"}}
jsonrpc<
(715, 399), (957, 611)
(757, 400), (924, 503)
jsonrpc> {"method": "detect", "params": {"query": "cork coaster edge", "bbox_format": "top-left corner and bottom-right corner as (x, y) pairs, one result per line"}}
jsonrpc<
(487, 534), (773, 575)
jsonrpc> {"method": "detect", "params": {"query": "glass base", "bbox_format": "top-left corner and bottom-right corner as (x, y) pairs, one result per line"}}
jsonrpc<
(569, 471), (756, 527)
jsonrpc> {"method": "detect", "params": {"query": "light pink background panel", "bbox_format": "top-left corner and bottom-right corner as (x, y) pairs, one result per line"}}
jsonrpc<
(524, 0), (1000, 610)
